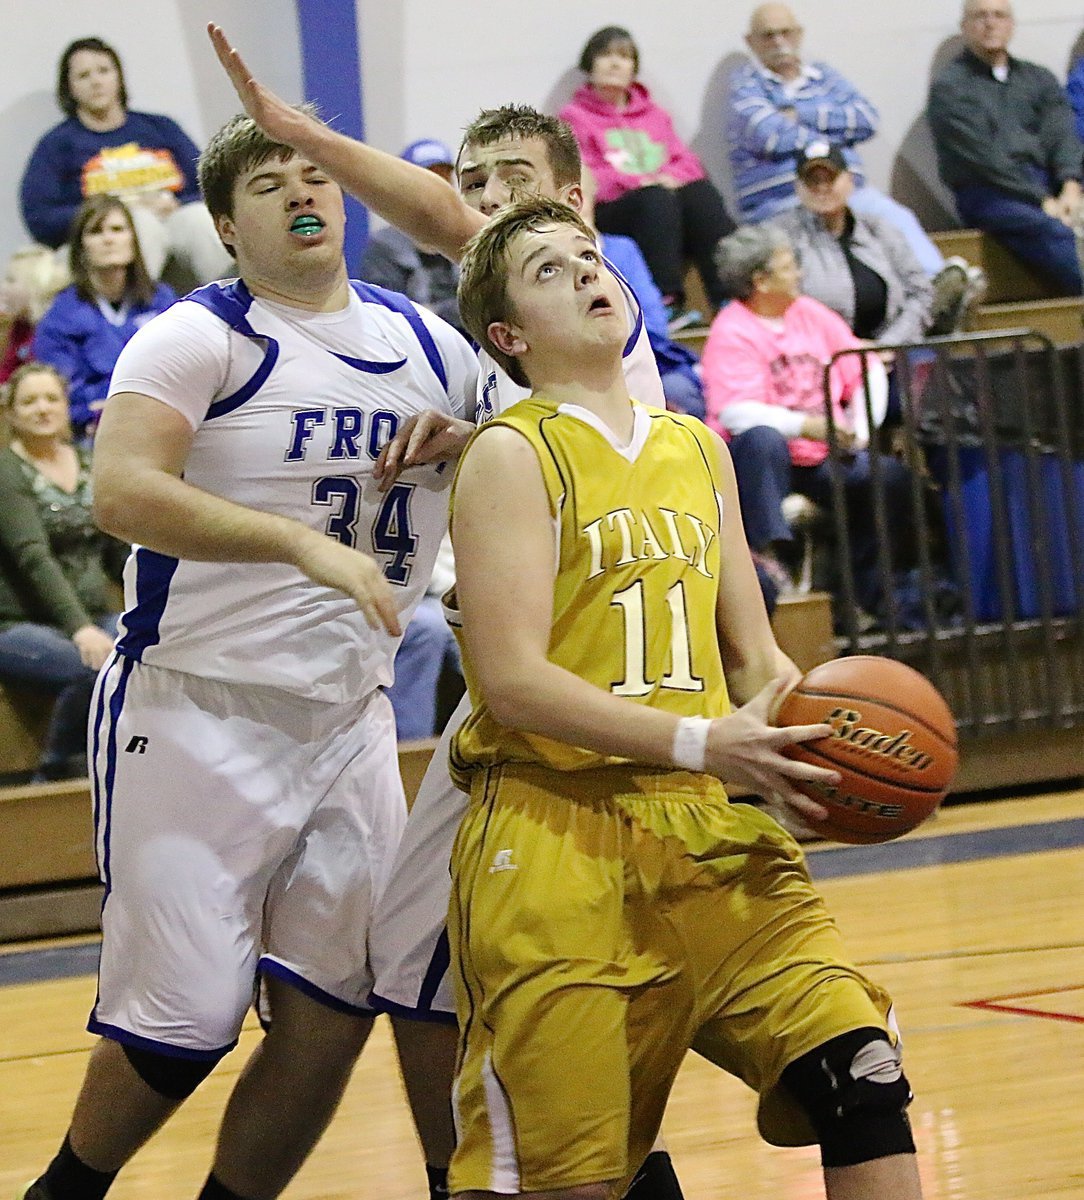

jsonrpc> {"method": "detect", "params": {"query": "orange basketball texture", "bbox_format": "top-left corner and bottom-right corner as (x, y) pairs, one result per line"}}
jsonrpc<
(773, 656), (959, 844)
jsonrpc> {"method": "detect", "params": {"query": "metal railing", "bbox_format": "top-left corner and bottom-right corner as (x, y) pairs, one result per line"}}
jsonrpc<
(819, 330), (1084, 739)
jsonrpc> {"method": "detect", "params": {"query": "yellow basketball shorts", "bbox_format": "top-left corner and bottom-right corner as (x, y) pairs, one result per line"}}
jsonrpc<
(446, 762), (896, 1195)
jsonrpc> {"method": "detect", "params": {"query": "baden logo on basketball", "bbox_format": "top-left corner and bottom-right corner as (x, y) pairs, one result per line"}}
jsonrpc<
(825, 707), (934, 772)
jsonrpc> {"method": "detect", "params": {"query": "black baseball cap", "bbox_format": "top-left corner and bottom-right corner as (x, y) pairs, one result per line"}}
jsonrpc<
(797, 140), (848, 179)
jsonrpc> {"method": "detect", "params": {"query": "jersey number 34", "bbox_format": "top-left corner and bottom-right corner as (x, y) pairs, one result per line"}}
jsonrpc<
(312, 476), (417, 585)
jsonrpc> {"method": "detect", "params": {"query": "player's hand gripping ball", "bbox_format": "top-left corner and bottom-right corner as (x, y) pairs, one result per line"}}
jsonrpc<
(774, 656), (959, 844)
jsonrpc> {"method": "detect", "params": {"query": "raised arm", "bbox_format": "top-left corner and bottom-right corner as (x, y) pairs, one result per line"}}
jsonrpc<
(451, 424), (836, 806)
(207, 24), (484, 261)
(94, 392), (401, 634)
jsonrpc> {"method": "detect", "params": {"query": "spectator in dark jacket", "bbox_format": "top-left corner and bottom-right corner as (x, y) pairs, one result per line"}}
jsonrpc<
(20, 36), (232, 286)
(927, 1), (1084, 295)
(360, 139), (464, 333)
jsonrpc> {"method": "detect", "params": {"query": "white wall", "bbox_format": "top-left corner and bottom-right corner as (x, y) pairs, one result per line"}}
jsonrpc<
(357, 0), (1084, 229)
(5, 0), (1083, 270)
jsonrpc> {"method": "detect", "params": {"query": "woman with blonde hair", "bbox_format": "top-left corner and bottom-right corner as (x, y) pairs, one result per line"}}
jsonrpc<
(0, 245), (69, 384)
(0, 361), (126, 780)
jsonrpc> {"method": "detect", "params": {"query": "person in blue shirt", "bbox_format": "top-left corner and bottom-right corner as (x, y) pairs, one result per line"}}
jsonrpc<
(32, 196), (174, 438)
(20, 37), (232, 287)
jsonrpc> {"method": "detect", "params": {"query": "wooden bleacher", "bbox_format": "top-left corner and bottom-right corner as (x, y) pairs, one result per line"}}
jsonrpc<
(930, 228), (1084, 345)
(674, 228), (1084, 350)
(0, 684), (51, 779)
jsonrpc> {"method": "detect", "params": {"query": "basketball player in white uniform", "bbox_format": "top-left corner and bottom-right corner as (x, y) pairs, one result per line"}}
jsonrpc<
(209, 29), (683, 1200)
(21, 112), (476, 1200)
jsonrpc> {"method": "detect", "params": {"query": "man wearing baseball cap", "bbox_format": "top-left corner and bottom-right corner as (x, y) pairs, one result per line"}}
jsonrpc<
(400, 138), (457, 180)
(360, 138), (463, 331)
(777, 141), (976, 340)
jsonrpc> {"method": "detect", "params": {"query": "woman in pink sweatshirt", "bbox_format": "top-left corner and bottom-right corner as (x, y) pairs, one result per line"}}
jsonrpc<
(560, 25), (735, 321)
(701, 223), (912, 619)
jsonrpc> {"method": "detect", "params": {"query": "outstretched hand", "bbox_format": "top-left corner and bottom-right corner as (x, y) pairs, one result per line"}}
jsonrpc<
(374, 411), (476, 492)
(704, 677), (837, 820)
(207, 23), (319, 151)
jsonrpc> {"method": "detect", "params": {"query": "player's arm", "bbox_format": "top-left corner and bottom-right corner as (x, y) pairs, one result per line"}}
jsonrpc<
(93, 393), (400, 634)
(707, 431), (829, 822)
(710, 429), (797, 701)
(452, 427), (838, 804)
(208, 24), (484, 261)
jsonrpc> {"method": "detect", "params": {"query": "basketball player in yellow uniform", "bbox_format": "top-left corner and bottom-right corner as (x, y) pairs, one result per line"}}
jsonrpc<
(445, 196), (924, 1200)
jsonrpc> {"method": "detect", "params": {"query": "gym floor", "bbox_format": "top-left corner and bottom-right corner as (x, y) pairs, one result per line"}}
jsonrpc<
(2, 786), (1082, 1199)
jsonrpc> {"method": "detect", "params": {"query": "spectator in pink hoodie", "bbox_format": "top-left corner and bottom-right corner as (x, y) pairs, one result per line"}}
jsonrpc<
(560, 26), (735, 324)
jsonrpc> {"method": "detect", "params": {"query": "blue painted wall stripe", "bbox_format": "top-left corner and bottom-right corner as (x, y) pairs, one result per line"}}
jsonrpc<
(295, 0), (368, 271)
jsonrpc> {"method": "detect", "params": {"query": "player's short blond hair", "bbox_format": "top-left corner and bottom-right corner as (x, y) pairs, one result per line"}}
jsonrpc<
(198, 105), (322, 224)
(457, 196), (595, 389)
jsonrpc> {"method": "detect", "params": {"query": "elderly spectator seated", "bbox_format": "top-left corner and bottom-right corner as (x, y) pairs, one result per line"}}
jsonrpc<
(701, 225), (912, 619)
(19, 36), (233, 288)
(560, 24), (735, 325)
(928, 2), (1084, 296)
(33, 196), (174, 440)
(774, 143), (937, 343)
(360, 139), (465, 334)
(728, 3), (946, 277)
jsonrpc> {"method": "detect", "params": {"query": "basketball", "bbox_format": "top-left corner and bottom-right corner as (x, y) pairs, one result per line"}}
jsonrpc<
(773, 656), (959, 844)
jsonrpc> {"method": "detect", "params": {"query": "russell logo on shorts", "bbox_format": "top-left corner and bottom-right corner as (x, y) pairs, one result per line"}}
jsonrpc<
(489, 849), (517, 873)
(124, 736), (149, 754)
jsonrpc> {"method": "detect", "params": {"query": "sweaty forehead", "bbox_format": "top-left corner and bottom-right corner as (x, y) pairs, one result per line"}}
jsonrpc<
(458, 135), (551, 177)
(237, 151), (310, 184)
(512, 223), (596, 262)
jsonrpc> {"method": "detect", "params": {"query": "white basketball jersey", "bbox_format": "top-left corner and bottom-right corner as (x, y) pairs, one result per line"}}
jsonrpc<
(107, 280), (477, 702)
(473, 255), (665, 423)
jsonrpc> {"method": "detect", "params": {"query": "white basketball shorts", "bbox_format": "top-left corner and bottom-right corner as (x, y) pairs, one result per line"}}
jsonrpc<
(87, 655), (406, 1057)
(367, 692), (472, 1020)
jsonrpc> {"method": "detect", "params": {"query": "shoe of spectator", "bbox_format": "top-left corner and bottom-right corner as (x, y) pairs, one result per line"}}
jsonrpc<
(961, 262), (988, 317)
(666, 306), (704, 334)
(927, 259), (970, 336)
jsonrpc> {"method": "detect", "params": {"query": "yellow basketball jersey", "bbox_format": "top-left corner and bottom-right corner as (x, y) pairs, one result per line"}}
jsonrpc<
(449, 398), (732, 783)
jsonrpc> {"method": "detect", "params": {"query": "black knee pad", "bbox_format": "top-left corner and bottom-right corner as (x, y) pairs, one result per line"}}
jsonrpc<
(122, 1043), (220, 1100)
(780, 1027), (915, 1168)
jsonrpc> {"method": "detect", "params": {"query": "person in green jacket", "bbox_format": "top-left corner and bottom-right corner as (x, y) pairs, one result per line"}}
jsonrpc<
(0, 361), (125, 780)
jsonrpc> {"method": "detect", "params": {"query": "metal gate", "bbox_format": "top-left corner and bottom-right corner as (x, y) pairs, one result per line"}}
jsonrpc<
(821, 330), (1084, 739)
